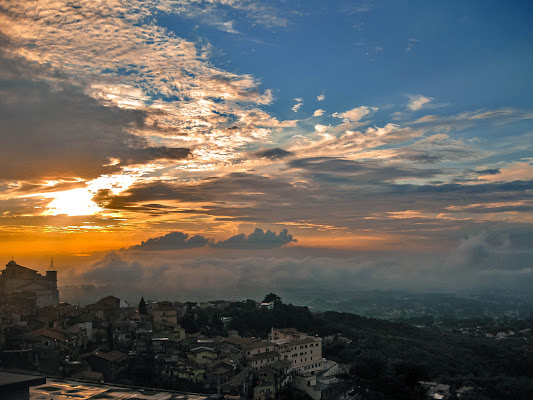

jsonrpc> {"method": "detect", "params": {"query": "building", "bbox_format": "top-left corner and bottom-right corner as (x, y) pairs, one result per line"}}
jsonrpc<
(0, 260), (59, 308)
(81, 349), (127, 382)
(269, 328), (323, 376)
(419, 381), (451, 400)
(153, 301), (179, 328)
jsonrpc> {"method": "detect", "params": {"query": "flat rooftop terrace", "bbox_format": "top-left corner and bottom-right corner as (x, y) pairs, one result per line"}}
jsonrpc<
(30, 377), (211, 400)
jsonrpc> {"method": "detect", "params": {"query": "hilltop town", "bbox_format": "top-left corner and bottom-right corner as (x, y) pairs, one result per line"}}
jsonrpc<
(1, 260), (533, 400)
(0, 260), (345, 400)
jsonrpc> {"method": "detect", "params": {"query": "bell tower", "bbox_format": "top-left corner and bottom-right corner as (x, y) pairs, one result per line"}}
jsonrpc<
(46, 258), (59, 304)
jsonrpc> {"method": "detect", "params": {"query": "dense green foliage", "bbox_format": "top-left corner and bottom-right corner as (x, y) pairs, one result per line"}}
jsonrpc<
(224, 296), (533, 400)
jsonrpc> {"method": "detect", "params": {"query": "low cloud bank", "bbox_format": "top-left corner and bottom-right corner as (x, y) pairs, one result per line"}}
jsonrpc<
(130, 232), (210, 251)
(211, 228), (296, 249)
(129, 228), (296, 251)
(66, 228), (533, 302)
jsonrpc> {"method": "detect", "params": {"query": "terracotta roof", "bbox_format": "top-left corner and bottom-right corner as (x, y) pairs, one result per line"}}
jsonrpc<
(190, 346), (216, 354)
(31, 328), (67, 342)
(225, 336), (272, 350)
(250, 351), (279, 361)
(35, 310), (58, 323)
(221, 369), (249, 388)
(207, 366), (232, 376)
(287, 337), (317, 346)
(83, 349), (127, 363)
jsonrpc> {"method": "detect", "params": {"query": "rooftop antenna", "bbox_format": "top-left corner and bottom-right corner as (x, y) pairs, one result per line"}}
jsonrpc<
(49, 258), (55, 271)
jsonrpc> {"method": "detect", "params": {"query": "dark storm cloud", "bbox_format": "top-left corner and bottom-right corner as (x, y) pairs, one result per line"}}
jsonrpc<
(130, 231), (210, 251)
(254, 148), (294, 159)
(0, 57), (190, 181)
(210, 228), (296, 249)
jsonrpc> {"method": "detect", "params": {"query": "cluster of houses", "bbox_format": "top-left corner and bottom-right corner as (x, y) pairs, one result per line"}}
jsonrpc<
(0, 260), (341, 400)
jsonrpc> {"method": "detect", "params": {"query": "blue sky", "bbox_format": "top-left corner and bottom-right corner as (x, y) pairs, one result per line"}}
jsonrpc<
(1, 0), (532, 293)
(166, 1), (533, 118)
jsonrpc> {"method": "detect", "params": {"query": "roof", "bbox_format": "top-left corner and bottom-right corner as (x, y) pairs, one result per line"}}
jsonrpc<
(83, 349), (127, 363)
(190, 346), (216, 354)
(30, 377), (210, 399)
(35, 310), (59, 323)
(274, 328), (298, 334)
(0, 371), (46, 391)
(288, 337), (317, 346)
(218, 357), (238, 367)
(207, 366), (232, 376)
(4, 261), (38, 274)
(31, 328), (67, 342)
(250, 351), (280, 361)
(271, 359), (291, 370)
(225, 336), (272, 350)
(221, 369), (249, 388)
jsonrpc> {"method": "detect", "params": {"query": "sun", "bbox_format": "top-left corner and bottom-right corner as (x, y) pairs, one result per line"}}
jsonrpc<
(41, 188), (103, 216)
(33, 174), (138, 217)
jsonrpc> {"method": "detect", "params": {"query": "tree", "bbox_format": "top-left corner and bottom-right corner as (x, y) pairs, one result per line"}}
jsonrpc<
(263, 293), (282, 304)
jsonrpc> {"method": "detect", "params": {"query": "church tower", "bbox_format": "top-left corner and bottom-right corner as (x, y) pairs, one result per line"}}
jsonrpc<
(46, 258), (59, 305)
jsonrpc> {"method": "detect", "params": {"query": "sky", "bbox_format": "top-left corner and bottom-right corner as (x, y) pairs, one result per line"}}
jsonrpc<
(1, 0), (532, 299)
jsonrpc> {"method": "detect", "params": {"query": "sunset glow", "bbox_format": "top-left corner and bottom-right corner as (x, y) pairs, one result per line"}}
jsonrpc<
(41, 188), (102, 217)
(0, 0), (532, 294)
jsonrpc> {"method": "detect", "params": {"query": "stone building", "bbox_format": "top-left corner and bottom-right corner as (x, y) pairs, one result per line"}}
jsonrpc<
(0, 260), (59, 308)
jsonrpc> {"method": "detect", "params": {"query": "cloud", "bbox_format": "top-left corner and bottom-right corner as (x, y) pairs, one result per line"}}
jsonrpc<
(211, 228), (296, 249)
(289, 157), (440, 184)
(474, 168), (501, 175)
(124, 227), (298, 252)
(0, 64), (159, 180)
(123, 147), (191, 165)
(254, 148), (294, 160)
(130, 231), (210, 251)
(313, 109), (325, 117)
(82, 252), (145, 283)
(69, 225), (533, 301)
(292, 98), (303, 113)
(317, 94), (325, 101)
(342, 2), (374, 15)
(407, 94), (433, 111)
(156, 0), (288, 31)
(0, 0), (288, 178)
(332, 106), (377, 122)
(405, 38), (419, 53)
